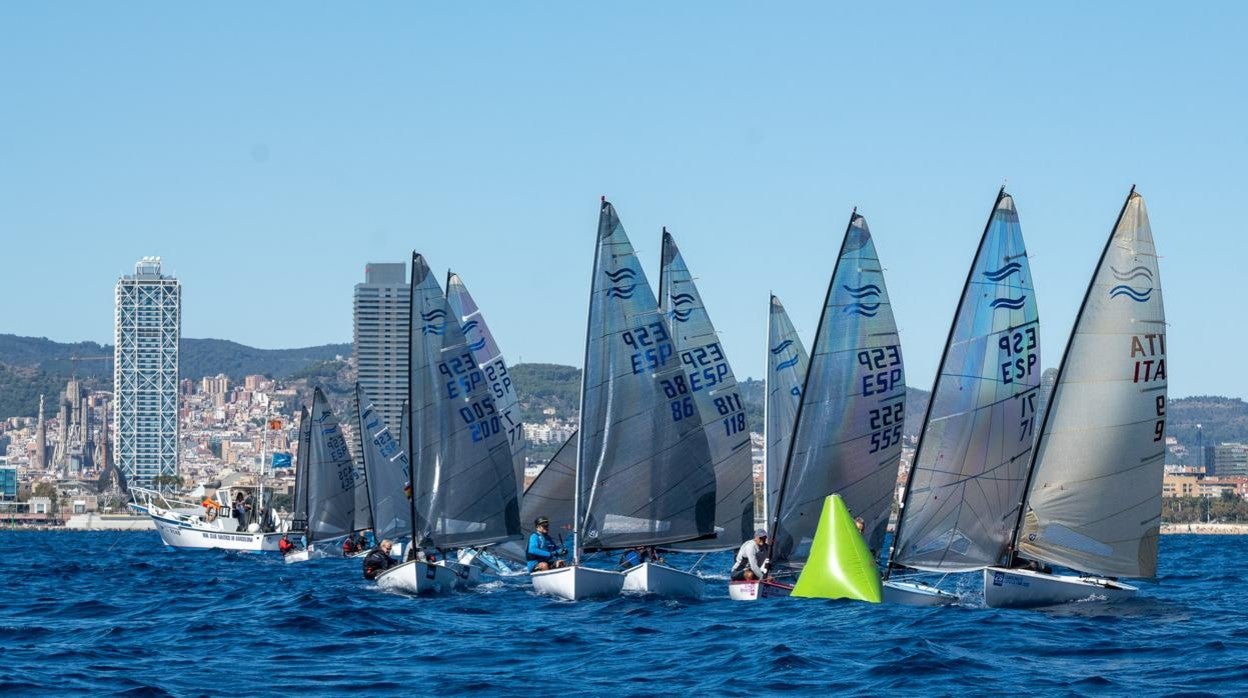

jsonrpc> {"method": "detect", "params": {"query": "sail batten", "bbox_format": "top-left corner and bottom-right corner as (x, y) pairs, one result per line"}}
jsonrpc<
(1014, 191), (1165, 579)
(890, 191), (1042, 573)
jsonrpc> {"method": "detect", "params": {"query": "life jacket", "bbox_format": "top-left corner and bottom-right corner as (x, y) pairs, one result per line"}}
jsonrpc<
(621, 549), (642, 568)
(526, 532), (553, 561)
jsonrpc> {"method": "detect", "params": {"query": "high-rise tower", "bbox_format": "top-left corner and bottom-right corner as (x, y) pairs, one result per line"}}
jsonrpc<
(353, 262), (409, 433)
(114, 256), (180, 486)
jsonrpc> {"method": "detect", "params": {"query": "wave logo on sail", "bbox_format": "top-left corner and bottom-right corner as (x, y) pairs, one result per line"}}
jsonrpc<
(604, 267), (638, 299)
(842, 284), (882, 316)
(990, 296), (1028, 310)
(670, 293), (696, 322)
(420, 308), (447, 335)
(1108, 266), (1154, 303)
(982, 261), (1022, 281)
(771, 339), (799, 372)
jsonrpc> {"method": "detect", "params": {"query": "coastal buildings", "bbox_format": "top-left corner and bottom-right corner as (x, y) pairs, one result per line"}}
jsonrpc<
(1213, 443), (1248, 477)
(113, 256), (181, 486)
(353, 262), (409, 433)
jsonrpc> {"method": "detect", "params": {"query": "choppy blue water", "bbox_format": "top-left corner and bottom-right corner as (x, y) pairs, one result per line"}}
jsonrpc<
(1, 532), (1243, 696)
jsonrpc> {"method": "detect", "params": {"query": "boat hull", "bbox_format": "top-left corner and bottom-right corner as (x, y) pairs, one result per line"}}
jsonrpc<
(882, 579), (960, 606)
(531, 565), (624, 601)
(376, 559), (480, 595)
(728, 579), (794, 601)
(151, 512), (283, 552)
(983, 567), (1137, 608)
(621, 562), (704, 599)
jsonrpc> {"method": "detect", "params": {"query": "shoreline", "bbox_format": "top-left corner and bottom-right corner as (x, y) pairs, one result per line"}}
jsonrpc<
(1161, 523), (1248, 535)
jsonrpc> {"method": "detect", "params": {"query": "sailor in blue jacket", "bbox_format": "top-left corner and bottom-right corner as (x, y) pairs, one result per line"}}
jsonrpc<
(526, 516), (568, 573)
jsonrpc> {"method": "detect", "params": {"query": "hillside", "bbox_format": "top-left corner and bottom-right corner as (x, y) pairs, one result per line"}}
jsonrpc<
(0, 334), (351, 419)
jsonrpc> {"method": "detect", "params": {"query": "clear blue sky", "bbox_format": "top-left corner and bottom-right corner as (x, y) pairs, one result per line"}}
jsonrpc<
(0, 3), (1239, 398)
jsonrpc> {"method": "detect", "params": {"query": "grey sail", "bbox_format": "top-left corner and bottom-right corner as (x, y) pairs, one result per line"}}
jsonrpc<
(446, 271), (527, 502)
(772, 212), (904, 566)
(577, 201), (717, 551)
(658, 231), (754, 550)
(408, 253), (521, 549)
(764, 295), (809, 524)
(351, 389), (374, 534)
(497, 430), (580, 562)
(306, 387), (360, 544)
(356, 383), (412, 543)
(1015, 190), (1166, 579)
(292, 405), (311, 529)
(891, 191), (1041, 573)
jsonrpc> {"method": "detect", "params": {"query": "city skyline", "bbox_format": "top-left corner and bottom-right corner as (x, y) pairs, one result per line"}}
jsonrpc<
(1, 4), (1242, 399)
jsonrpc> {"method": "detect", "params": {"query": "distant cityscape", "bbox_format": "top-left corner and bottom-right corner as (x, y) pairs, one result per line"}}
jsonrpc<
(1, 257), (1247, 527)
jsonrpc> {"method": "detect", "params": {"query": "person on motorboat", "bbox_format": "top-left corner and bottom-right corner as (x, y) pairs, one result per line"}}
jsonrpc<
(526, 516), (567, 573)
(617, 545), (664, 570)
(363, 539), (396, 580)
(278, 534), (296, 556)
(731, 529), (770, 581)
(232, 493), (250, 529)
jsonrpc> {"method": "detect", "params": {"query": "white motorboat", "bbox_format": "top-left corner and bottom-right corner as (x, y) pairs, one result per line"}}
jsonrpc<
(134, 487), (284, 552)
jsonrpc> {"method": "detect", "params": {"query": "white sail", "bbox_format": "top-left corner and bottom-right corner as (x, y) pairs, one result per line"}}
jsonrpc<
(356, 384), (412, 543)
(1015, 190), (1166, 579)
(306, 387), (359, 544)
(891, 191), (1041, 572)
(764, 295), (808, 524)
(659, 231), (755, 549)
(772, 212), (904, 565)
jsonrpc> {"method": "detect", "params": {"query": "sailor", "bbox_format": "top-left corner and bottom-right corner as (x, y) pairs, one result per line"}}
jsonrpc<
(526, 516), (567, 573)
(363, 539), (397, 580)
(854, 517), (866, 535)
(731, 529), (770, 581)
(278, 534), (296, 556)
(617, 545), (664, 570)
(343, 535), (359, 555)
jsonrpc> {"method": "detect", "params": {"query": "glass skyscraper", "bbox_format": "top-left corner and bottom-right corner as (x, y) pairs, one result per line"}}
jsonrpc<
(354, 262), (409, 434)
(114, 257), (180, 486)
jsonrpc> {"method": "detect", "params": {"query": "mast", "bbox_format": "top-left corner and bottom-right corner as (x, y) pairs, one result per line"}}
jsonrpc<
(884, 187), (1007, 580)
(406, 251), (419, 552)
(572, 197), (608, 565)
(766, 209), (859, 568)
(761, 294), (773, 525)
(1005, 186), (1137, 566)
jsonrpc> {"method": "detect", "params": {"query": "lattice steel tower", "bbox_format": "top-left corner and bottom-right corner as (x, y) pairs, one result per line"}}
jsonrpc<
(114, 257), (181, 486)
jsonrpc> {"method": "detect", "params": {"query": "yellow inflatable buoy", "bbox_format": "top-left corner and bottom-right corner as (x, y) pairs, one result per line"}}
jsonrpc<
(791, 494), (882, 603)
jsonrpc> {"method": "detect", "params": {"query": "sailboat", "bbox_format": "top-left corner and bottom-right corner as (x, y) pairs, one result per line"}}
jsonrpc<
(376, 253), (522, 595)
(356, 384), (411, 558)
(728, 295), (809, 600)
(882, 189), (1040, 605)
(286, 387), (364, 563)
(289, 406), (311, 534)
(445, 271), (526, 574)
(735, 211), (905, 600)
(984, 188), (1166, 608)
(607, 229), (755, 597)
(531, 200), (718, 601)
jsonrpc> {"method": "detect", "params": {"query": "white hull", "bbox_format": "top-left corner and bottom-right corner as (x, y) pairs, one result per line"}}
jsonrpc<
(620, 562), (704, 599)
(983, 567), (1137, 609)
(152, 512), (283, 552)
(728, 579), (793, 601)
(375, 559), (480, 595)
(531, 565), (624, 601)
(882, 579), (960, 606)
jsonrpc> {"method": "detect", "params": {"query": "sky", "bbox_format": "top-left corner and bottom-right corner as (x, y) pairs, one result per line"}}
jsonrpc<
(0, 3), (1242, 398)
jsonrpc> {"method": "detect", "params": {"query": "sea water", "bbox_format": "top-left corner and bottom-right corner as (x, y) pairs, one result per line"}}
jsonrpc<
(1, 532), (1243, 695)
